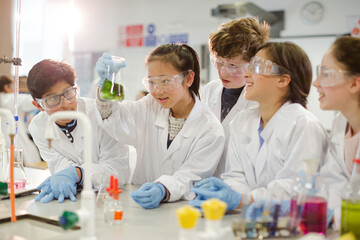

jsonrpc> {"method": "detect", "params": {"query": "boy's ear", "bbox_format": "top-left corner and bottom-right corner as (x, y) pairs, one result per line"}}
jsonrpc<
(32, 99), (45, 111)
(277, 74), (291, 88)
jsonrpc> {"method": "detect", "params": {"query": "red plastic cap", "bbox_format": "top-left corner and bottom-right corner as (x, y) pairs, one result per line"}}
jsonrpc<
(353, 158), (360, 164)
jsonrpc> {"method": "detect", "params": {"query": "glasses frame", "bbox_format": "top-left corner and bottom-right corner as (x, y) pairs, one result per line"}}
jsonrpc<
(142, 70), (192, 93)
(210, 54), (249, 77)
(249, 56), (290, 76)
(36, 85), (79, 110)
(316, 65), (357, 87)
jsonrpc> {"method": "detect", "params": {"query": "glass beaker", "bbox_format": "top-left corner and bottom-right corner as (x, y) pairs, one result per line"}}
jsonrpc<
(96, 174), (111, 208)
(6, 148), (27, 189)
(99, 56), (125, 101)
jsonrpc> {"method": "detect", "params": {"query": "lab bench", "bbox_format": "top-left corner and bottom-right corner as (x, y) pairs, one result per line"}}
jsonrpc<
(0, 168), (339, 240)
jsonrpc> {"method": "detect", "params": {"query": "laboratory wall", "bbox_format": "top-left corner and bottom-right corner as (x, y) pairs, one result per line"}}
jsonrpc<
(70, 0), (359, 130)
(2, 0), (360, 130)
(0, 0), (13, 75)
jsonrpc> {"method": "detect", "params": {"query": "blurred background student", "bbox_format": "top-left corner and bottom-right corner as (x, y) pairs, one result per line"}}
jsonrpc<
(0, 75), (41, 165)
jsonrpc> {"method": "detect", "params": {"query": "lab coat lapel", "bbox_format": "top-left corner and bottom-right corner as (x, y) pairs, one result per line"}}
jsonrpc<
(53, 124), (83, 165)
(208, 84), (223, 121)
(332, 114), (350, 178)
(164, 97), (201, 159)
(255, 118), (274, 183)
(155, 107), (170, 154)
(73, 126), (84, 165)
(243, 111), (260, 187)
(53, 125), (76, 159)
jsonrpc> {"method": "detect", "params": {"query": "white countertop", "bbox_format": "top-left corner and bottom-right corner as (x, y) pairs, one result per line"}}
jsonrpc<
(0, 168), (339, 240)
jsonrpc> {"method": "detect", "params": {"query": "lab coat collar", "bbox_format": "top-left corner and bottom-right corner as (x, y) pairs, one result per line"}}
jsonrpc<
(155, 107), (170, 154)
(331, 113), (347, 145)
(180, 95), (202, 138)
(155, 94), (201, 138)
(208, 82), (223, 121)
(208, 82), (223, 104)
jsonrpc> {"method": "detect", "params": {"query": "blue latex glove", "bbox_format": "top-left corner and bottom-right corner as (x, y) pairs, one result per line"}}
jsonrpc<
(37, 166), (79, 203)
(35, 177), (52, 202)
(190, 177), (242, 211)
(49, 166), (79, 203)
(130, 182), (165, 209)
(327, 208), (334, 227)
(96, 52), (127, 87)
(245, 199), (291, 220)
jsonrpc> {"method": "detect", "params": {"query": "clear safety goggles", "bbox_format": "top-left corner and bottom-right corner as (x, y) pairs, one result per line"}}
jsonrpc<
(210, 54), (249, 77)
(142, 70), (192, 93)
(316, 65), (356, 87)
(249, 56), (289, 76)
(36, 85), (79, 110)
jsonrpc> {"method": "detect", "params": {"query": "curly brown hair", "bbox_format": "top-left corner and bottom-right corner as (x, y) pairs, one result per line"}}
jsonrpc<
(209, 17), (270, 61)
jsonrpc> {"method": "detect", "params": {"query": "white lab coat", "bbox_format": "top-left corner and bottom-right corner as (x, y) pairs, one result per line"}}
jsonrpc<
(320, 112), (358, 230)
(96, 94), (225, 202)
(201, 80), (257, 177)
(222, 102), (329, 202)
(0, 92), (41, 164)
(29, 97), (130, 189)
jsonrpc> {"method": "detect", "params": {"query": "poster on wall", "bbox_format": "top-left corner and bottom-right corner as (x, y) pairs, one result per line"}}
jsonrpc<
(347, 15), (360, 37)
(118, 23), (188, 48)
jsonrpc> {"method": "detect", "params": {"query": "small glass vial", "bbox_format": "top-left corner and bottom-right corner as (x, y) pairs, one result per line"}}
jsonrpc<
(104, 196), (123, 225)
(104, 176), (123, 225)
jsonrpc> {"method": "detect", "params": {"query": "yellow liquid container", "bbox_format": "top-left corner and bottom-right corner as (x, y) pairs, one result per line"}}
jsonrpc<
(341, 158), (360, 239)
(341, 200), (360, 239)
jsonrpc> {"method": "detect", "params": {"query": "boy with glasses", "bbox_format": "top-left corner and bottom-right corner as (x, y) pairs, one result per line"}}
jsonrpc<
(202, 17), (270, 176)
(27, 59), (130, 203)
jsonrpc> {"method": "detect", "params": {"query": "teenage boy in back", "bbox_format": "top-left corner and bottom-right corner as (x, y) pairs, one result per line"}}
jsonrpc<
(27, 59), (130, 203)
(202, 17), (270, 176)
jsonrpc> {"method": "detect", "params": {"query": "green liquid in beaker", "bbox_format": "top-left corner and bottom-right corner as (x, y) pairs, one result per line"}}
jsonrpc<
(341, 199), (360, 238)
(100, 79), (124, 101)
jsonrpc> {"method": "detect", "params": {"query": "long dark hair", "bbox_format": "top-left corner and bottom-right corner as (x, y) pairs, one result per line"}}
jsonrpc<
(146, 43), (201, 97)
(259, 42), (312, 108)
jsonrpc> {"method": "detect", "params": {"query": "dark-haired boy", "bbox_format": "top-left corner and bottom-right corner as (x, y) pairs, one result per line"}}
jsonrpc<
(28, 59), (130, 203)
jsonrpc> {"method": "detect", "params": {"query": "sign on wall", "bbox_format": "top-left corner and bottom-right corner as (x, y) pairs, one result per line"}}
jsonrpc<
(118, 23), (188, 48)
(347, 15), (360, 37)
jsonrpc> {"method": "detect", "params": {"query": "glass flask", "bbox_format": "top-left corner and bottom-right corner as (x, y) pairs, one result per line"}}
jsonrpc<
(6, 148), (27, 189)
(290, 159), (328, 235)
(99, 56), (125, 101)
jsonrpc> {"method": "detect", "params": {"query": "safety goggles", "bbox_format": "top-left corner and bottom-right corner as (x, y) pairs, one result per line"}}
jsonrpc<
(316, 65), (356, 87)
(36, 85), (79, 110)
(142, 70), (192, 93)
(249, 56), (289, 76)
(210, 54), (249, 77)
